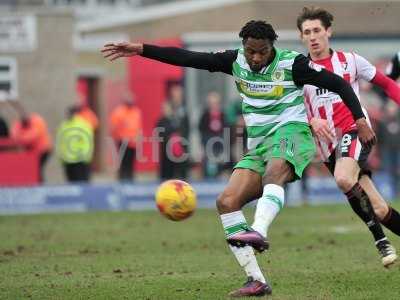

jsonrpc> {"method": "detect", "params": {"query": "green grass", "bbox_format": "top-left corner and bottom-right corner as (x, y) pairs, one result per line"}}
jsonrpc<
(1, 204), (400, 299)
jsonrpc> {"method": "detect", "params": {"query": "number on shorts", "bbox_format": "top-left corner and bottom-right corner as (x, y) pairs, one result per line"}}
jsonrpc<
(341, 134), (352, 147)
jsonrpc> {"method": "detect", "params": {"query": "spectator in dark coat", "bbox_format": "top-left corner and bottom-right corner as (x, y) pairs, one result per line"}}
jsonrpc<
(199, 91), (228, 178)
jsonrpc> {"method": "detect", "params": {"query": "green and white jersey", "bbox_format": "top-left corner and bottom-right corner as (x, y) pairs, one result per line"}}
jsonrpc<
(142, 43), (365, 157)
(232, 48), (308, 150)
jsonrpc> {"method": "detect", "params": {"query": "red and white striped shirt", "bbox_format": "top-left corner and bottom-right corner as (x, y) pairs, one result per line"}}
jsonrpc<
(303, 50), (376, 161)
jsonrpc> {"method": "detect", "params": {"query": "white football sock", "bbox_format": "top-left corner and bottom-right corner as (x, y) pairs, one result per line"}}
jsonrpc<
(252, 184), (285, 238)
(228, 244), (266, 283)
(221, 211), (266, 283)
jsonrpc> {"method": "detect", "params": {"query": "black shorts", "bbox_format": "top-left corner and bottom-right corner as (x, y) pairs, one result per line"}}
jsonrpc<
(324, 131), (372, 177)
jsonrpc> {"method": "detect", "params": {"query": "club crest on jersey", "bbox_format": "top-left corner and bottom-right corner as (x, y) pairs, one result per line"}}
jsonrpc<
(308, 61), (322, 72)
(272, 69), (285, 82)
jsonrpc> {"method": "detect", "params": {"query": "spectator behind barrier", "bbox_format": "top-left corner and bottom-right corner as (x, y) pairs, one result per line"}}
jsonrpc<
(165, 83), (190, 179)
(109, 94), (142, 181)
(11, 104), (52, 183)
(199, 91), (228, 178)
(57, 106), (94, 182)
(155, 101), (176, 180)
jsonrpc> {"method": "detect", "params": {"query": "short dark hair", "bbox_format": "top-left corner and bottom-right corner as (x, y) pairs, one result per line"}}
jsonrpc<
(67, 105), (81, 118)
(239, 20), (278, 43)
(296, 7), (334, 31)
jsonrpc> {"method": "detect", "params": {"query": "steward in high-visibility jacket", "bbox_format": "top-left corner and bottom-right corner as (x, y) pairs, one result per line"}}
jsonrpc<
(109, 99), (142, 181)
(56, 110), (94, 182)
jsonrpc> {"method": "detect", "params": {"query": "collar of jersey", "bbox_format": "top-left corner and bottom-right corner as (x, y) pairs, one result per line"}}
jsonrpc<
(262, 47), (280, 75)
(307, 48), (334, 62)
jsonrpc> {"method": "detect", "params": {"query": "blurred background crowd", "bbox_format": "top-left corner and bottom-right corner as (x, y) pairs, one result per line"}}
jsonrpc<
(1, 0), (400, 197)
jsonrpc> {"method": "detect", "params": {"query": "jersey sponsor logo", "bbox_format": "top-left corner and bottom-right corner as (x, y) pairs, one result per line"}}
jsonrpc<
(278, 60), (294, 69)
(271, 69), (285, 82)
(239, 81), (284, 97)
(240, 70), (248, 77)
(308, 61), (322, 72)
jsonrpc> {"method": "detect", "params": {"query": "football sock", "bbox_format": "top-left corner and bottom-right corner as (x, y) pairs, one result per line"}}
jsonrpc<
(381, 206), (400, 236)
(345, 183), (387, 243)
(221, 211), (266, 283)
(252, 184), (284, 238)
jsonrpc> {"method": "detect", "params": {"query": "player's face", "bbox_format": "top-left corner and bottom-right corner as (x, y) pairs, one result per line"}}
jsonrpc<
(300, 19), (332, 57)
(243, 38), (274, 72)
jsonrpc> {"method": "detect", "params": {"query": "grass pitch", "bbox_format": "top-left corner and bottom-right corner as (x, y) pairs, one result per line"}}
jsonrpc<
(1, 203), (400, 300)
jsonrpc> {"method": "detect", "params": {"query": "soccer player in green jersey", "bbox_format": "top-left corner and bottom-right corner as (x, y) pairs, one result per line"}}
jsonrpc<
(102, 20), (376, 297)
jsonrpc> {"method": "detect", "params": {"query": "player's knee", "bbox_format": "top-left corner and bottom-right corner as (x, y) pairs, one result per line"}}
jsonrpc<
(335, 174), (356, 192)
(264, 166), (292, 185)
(216, 191), (240, 213)
(264, 172), (278, 184)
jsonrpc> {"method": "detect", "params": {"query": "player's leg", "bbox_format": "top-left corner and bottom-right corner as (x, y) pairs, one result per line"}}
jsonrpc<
(251, 158), (293, 238)
(359, 174), (400, 236)
(229, 123), (315, 247)
(334, 157), (384, 243)
(216, 168), (272, 297)
(333, 131), (396, 267)
(216, 168), (262, 213)
(252, 123), (316, 239)
(227, 158), (292, 253)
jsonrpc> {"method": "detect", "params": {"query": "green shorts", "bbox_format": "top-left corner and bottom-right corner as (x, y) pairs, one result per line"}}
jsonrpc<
(234, 122), (316, 180)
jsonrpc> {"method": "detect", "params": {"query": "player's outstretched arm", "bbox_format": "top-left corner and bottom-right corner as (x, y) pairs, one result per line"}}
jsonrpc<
(101, 42), (143, 61)
(386, 53), (400, 81)
(353, 53), (400, 105)
(371, 70), (400, 106)
(101, 42), (237, 75)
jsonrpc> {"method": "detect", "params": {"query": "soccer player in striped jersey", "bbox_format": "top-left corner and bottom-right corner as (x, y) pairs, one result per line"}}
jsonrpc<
(102, 20), (376, 297)
(297, 6), (400, 267)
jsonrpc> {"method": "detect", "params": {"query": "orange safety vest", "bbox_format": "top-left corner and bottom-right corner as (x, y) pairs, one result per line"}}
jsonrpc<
(11, 113), (52, 154)
(110, 105), (142, 148)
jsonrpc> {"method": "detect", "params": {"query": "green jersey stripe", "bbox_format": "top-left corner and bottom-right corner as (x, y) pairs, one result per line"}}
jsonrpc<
(247, 123), (278, 138)
(247, 121), (310, 149)
(233, 69), (295, 85)
(243, 97), (304, 115)
(244, 104), (307, 127)
(241, 90), (302, 107)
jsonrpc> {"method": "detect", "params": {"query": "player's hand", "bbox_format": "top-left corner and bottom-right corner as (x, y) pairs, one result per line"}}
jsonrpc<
(309, 117), (334, 142)
(101, 42), (143, 61)
(355, 118), (377, 148)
